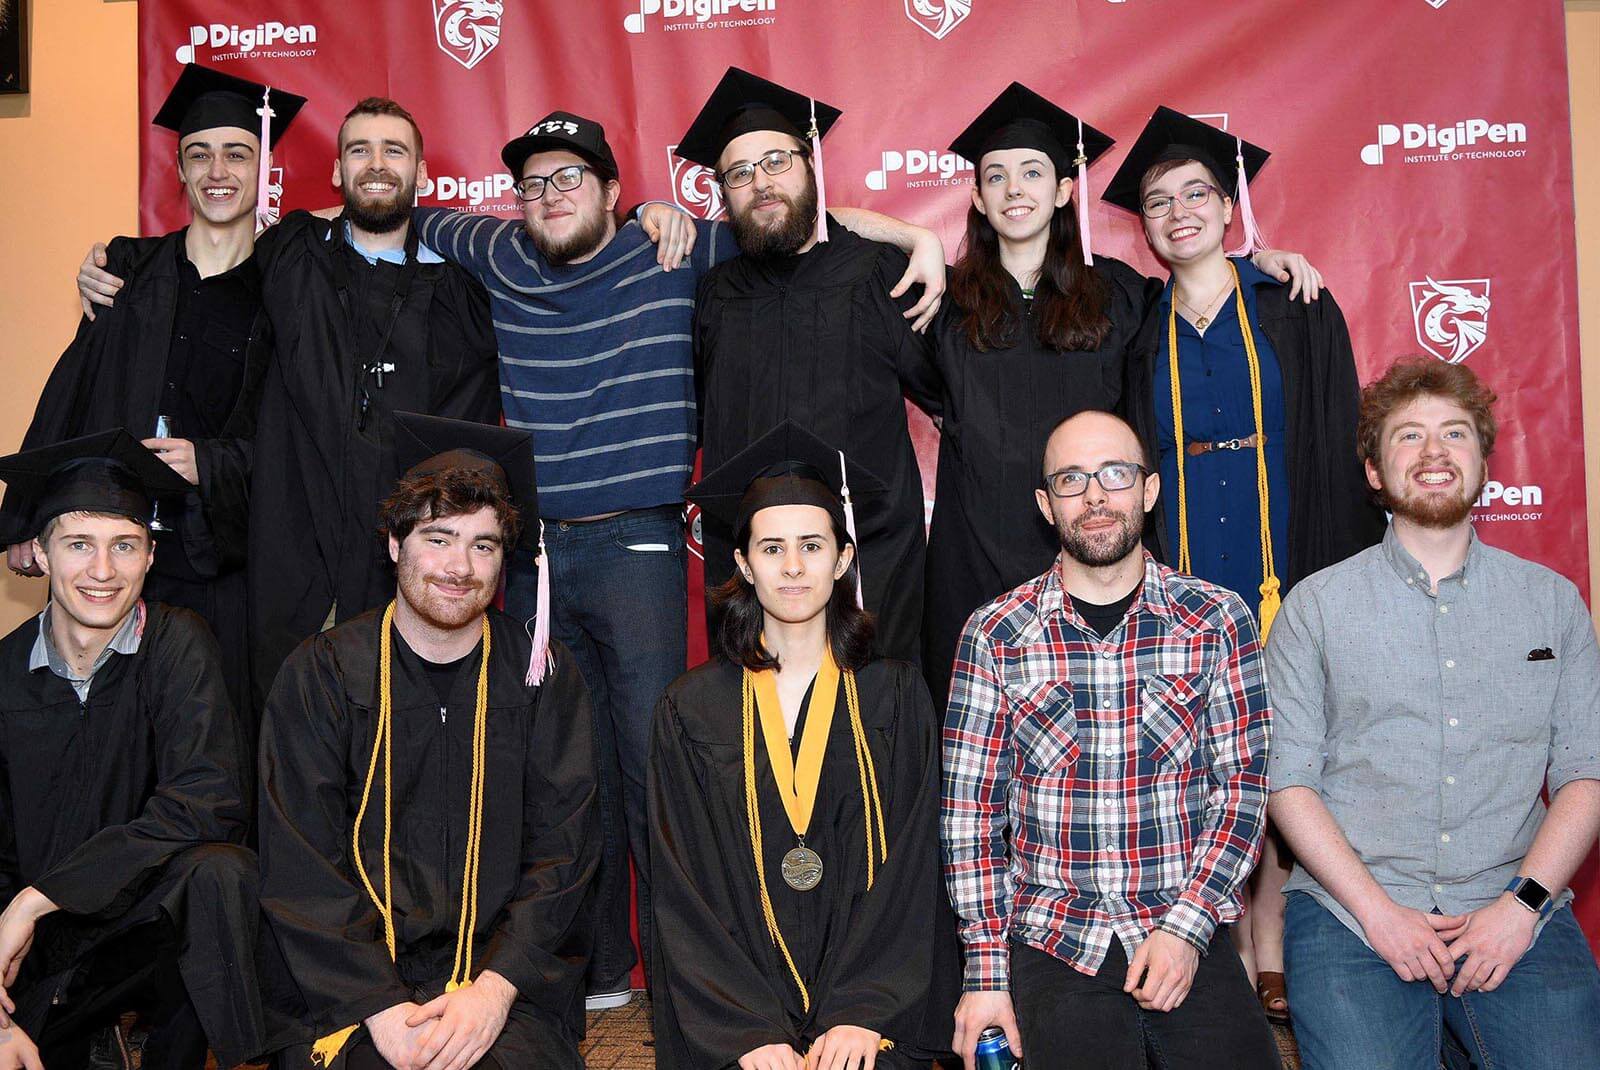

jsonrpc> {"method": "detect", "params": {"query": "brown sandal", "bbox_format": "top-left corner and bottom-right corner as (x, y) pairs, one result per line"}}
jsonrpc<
(1256, 971), (1290, 1023)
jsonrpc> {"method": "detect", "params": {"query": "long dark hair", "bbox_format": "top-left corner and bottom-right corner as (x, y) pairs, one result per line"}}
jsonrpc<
(949, 194), (1111, 353)
(709, 513), (875, 674)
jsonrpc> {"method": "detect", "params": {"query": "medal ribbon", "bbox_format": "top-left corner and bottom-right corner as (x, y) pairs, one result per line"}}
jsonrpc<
(749, 648), (840, 840)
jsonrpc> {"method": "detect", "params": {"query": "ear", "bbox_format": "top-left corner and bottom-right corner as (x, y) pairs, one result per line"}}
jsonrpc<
(603, 179), (622, 213)
(733, 547), (751, 581)
(1143, 470), (1161, 514)
(1364, 457), (1383, 494)
(1222, 194), (1234, 228)
(834, 542), (855, 578)
(332, 156), (344, 189)
(1035, 487), (1054, 527)
(388, 533), (401, 564)
(1055, 175), (1073, 210)
(416, 157), (430, 190)
(31, 537), (49, 579)
(970, 182), (985, 215)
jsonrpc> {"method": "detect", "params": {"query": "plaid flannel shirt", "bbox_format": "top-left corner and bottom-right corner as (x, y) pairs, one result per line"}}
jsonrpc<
(941, 553), (1270, 989)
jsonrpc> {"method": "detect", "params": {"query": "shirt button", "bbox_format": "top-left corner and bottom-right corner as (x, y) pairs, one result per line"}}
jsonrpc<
(1406, 577), (1415, 585)
(1103, 747), (1116, 757)
(1439, 605), (1450, 614)
(1104, 846), (1118, 857)
(1102, 798), (1114, 808)
(1444, 659), (1455, 669)
(1434, 884), (1445, 893)
(1102, 699), (1112, 709)
(1441, 833), (1451, 843)
(1219, 479), (1227, 488)
(1448, 718), (1459, 727)
(1101, 649), (1115, 659)
(1445, 775), (1456, 785)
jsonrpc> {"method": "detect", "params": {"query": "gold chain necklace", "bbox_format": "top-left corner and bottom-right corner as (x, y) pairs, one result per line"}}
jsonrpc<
(1174, 279), (1233, 329)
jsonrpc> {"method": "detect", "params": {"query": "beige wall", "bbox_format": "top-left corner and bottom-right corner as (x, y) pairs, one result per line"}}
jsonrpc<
(0, 0), (139, 629)
(0, 4), (1595, 634)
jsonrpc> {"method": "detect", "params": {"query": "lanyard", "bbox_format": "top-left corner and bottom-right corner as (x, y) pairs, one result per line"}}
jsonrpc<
(750, 650), (841, 839)
(326, 216), (423, 429)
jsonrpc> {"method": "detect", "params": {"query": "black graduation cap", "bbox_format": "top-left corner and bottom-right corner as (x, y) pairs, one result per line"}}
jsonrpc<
(0, 429), (191, 540)
(674, 67), (842, 171)
(686, 420), (885, 544)
(1100, 105), (1270, 215)
(390, 413), (538, 554)
(501, 111), (620, 181)
(152, 63), (307, 148)
(950, 82), (1113, 179)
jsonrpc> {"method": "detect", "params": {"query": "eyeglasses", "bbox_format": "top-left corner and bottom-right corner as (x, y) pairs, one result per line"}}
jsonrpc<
(718, 148), (809, 189)
(513, 164), (592, 202)
(1140, 183), (1221, 219)
(1043, 462), (1146, 498)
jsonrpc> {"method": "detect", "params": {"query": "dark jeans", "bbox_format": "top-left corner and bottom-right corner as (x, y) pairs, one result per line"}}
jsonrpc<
(1284, 890), (1600, 1070)
(1010, 932), (1281, 1070)
(505, 505), (686, 991)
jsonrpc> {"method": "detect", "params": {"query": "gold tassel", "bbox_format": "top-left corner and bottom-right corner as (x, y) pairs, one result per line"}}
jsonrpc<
(1258, 575), (1281, 641)
(310, 1024), (359, 1067)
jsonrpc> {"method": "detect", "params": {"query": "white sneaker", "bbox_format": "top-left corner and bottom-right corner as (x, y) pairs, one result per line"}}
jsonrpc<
(585, 984), (633, 1011)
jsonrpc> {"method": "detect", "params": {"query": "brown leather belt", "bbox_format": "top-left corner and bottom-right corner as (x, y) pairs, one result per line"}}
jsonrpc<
(1186, 433), (1265, 456)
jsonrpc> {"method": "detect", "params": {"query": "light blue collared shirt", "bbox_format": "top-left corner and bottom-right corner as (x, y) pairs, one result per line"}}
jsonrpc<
(29, 601), (145, 702)
(343, 219), (444, 265)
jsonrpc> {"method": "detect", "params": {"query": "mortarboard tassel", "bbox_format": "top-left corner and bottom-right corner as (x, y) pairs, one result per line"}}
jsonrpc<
(838, 450), (862, 609)
(1075, 118), (1093, 268)
(1227, 136), (1267, 257)
(255, 87), (275, 230)
(809, 98), (829, 244)
(525, 520), (553, 686)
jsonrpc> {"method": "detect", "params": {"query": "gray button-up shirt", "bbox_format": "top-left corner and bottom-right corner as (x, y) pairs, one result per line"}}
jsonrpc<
(29, 601), (144, 702)
(1266, 525), (1600, 947)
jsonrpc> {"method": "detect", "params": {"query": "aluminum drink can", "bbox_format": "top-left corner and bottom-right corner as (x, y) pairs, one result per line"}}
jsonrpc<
(975, 1026), (1020, 1069)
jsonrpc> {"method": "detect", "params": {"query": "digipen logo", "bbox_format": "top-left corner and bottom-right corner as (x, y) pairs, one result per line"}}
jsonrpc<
(175, 21), (318, 63)
(1409, 277), (1491, 364)
(666, 145), (725, 220)
(434, 0), (503, 70)
(1360, 118), (1528, 165)
(418, 172), (516, 210)
(904, 0), (971, 39)
(686, 504), (704, 561)
(623, 0), (777, 33)
(865, 147), (973, 191)
(262, 166), (285, 227)
(1424, 0), (1449, 7)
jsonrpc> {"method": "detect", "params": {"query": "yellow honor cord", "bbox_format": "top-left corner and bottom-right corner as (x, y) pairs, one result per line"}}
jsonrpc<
(741, 654), (886, 1014)
(322, 605), (492, 1061)
(1167, 262), (1281, 637)
(750, 652), (840, 839)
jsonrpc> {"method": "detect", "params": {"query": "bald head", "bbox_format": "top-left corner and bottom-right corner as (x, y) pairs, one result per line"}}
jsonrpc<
(1041, 410), (1149, 482)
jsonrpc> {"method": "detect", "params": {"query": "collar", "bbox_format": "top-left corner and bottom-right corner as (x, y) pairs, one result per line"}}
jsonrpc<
(1036, 551), (1172, 633)
(1381, 521), (1481, 589)
(175, 232), (262, 291)
(342, 219), (445, 265)
(30, 600), (146, 677)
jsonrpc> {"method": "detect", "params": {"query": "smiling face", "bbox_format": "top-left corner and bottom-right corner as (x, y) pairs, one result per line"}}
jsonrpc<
(1139, 160), (1232, 267)
(1366, 394), (1487, 530)
(389, 505), (504, 631)
(335, 113), (426, 234)
(34, 512), (153, 635)
(973, 147), (1071, 246)
(719, 130), (818, 258)
(734, 503), (853, 629)
(177, 126), (261, 226)
(518, 148), (619, 263)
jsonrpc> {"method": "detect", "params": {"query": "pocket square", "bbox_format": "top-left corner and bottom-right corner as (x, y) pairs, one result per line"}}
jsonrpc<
(1527, 647), (1555, 661)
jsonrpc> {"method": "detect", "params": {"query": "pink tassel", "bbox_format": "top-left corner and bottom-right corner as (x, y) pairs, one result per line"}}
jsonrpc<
(255, 88), (275, 229)
(525, 521), (553, 686)
(1226, 136), (1268, 257)
(1074, 118), (1093, 267)
(838, 451), (863, 609)
(809, 98), (829, 244)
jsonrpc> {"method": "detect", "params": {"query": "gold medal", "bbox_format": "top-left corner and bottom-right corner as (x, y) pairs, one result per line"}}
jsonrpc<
(781, 844), (824, 892)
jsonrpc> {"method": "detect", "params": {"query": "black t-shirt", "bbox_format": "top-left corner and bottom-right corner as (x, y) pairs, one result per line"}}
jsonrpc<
(1070, 586), (1140, 638)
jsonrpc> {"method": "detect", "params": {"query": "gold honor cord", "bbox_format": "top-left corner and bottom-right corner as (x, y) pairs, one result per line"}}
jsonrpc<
(1167, 261), (1282, 638)
(741, 652), (888, 1013)
(312, 604), (492, 1066)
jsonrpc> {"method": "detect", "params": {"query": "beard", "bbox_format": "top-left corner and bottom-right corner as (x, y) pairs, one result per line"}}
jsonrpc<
(527, 202), (612, 264)
(729, 180), (817, 259)
(1381, 464), (1484, 530)
(395, 554), (496, 631)
(343, 168), (415, 235)
(1057, 503), (1146, 568)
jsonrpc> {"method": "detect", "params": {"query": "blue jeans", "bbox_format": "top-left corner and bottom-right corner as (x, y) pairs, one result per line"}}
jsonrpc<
(1284, 891), (1600, 1070)
(505, 506), (687, 991)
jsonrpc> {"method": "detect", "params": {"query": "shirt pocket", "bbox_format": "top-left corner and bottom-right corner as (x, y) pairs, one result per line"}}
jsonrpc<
(190, 320), (250, 418)
(1140, 673), (1208, 768)
(1009, 681), (1080, 779)
(1498, 659), (1559, 746)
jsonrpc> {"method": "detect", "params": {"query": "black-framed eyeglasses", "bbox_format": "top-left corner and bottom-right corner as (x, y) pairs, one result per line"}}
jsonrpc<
(513, 164), (592, 202)
(1140, 183), (1221, 219)
(1043, 462), (1147, 498)
(718, 148), (809, 189)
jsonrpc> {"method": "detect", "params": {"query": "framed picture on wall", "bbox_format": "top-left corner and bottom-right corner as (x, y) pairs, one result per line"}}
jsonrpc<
(0, 0), (27, 95)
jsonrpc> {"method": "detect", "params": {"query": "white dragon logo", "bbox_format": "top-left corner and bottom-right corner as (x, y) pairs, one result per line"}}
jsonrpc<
(1411, 277), (1491, 364)
(667, 146), (726, 220)
(434, 0), (503, 71)
(905, 0), (972, 40)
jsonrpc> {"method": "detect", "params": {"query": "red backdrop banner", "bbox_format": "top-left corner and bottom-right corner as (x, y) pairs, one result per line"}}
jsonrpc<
(137, 0), (1594, 945)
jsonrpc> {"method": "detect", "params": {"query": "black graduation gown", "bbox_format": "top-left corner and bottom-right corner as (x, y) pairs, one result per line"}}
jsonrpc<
(0, 228), (270, 714)
(648, 657), (960, 1069)
(0, 602), (269, 1066)
(257, 608), (598, 1066)
(1126, 281), (1385, 590)
(246, 212), (502, 709)
(694, 222), (944, 663)
(922, 257), (1158, 708)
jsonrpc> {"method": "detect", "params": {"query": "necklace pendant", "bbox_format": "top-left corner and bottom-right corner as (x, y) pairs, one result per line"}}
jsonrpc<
(1195, 314), (1210, 329)
(781, 843), (824, 892)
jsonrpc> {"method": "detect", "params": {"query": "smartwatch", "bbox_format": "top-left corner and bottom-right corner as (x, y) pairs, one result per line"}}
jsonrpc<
(1504, 875), (1555, 920)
